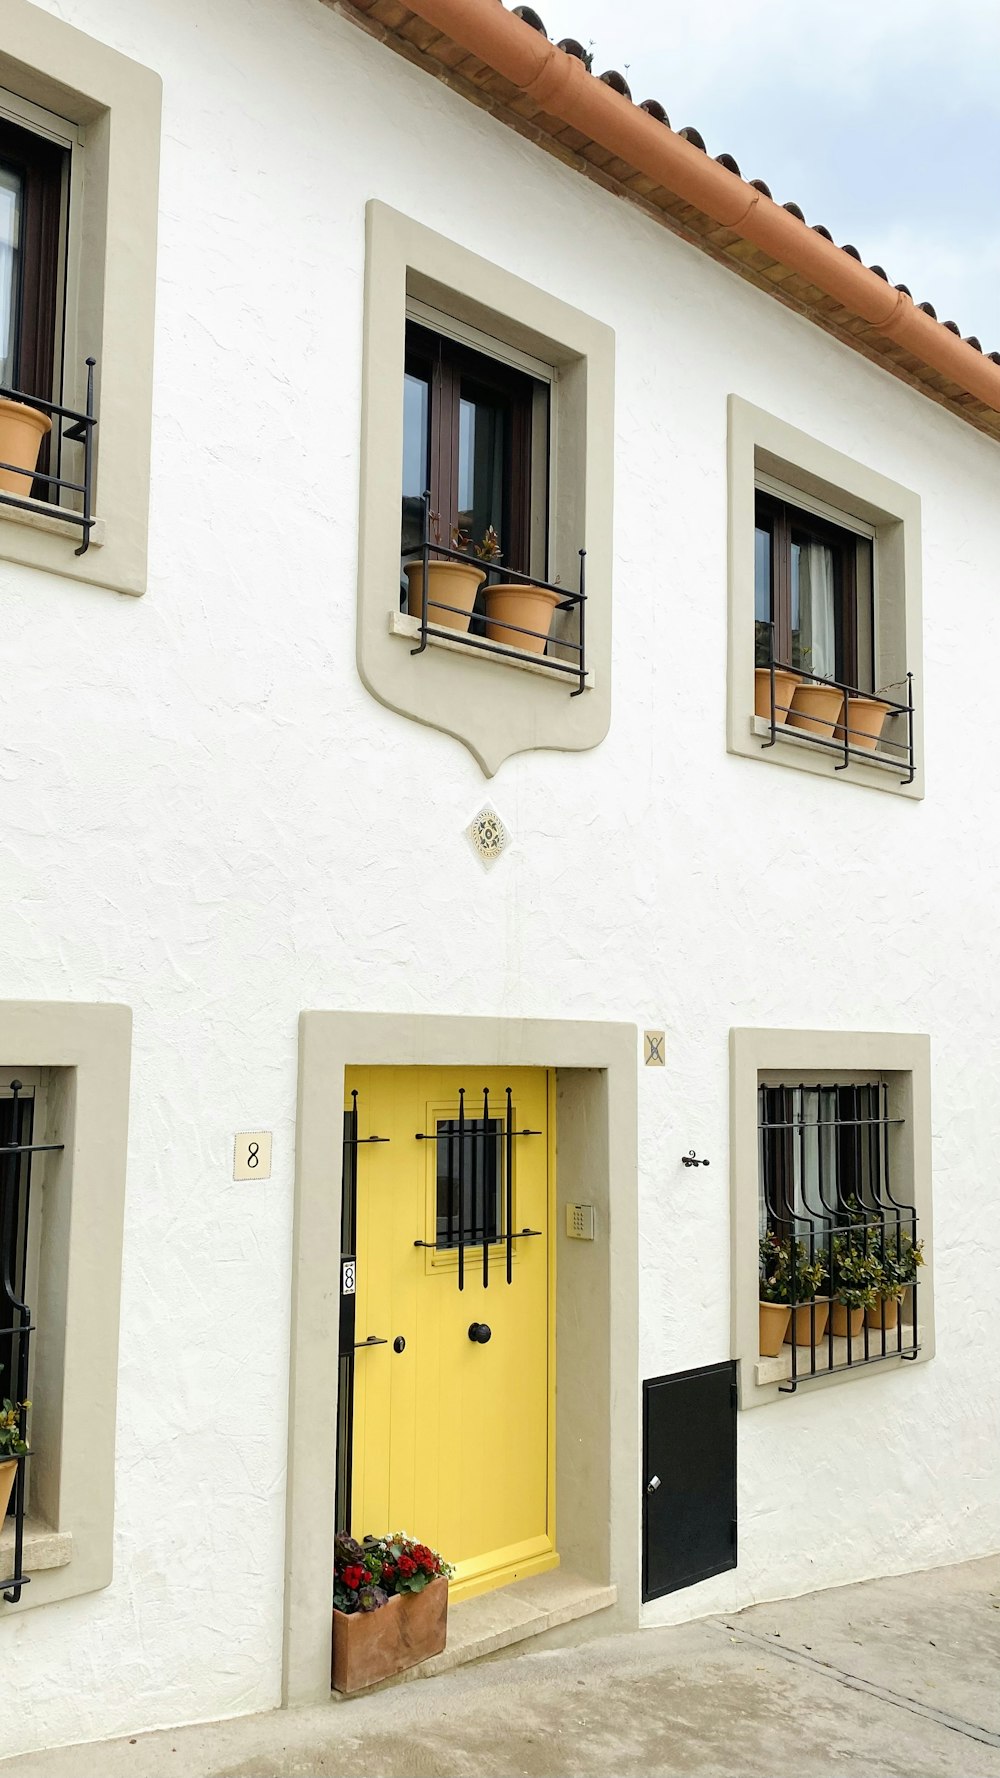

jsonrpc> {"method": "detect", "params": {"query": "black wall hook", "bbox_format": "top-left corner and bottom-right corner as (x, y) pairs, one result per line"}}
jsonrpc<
(681, 1150), (710, 1168)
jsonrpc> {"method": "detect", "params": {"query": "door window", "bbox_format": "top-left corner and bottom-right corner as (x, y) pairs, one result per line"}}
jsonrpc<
(435, 1116), (502, 1248)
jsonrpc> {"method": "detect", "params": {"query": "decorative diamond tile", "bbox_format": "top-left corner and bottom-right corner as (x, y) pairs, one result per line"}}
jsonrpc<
(467, 805), (509, 867)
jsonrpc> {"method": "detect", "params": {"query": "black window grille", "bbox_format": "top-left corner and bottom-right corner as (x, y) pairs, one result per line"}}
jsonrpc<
(435, 1117), (502, 1249)
(1, 1079), (63, 1602)
(758, 1082), (921, 1393)
(413, 1086), (542, 1290)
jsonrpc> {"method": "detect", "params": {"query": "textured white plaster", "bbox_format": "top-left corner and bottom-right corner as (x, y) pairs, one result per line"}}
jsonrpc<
(2, 0), (999, 1755)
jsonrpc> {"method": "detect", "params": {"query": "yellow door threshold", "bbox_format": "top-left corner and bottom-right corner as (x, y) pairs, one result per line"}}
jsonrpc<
(331, 1571), (616, 1700)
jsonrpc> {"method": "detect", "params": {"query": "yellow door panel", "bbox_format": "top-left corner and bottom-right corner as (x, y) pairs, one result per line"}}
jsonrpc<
(346, 1066), (555, 1598)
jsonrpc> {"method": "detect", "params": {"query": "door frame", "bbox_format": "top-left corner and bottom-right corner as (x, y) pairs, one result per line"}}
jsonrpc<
(283, 1012), (639, 1707)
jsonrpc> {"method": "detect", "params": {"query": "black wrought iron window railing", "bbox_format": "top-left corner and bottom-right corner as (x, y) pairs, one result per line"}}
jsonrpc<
(1, 1079), (63, 1602)
(758, 625), (915, 784)
(404, 490), (587, 695)
(0, 359), (98, 555)
(759, 1082), (921, 1394)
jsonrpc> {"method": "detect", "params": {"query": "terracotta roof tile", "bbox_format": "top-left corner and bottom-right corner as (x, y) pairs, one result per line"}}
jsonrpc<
(340, 0), (1000, 437)
(506, 2), (995, 359)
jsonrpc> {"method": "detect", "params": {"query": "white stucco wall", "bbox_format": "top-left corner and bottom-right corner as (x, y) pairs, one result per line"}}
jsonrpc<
(4, 0), (1000, 1754)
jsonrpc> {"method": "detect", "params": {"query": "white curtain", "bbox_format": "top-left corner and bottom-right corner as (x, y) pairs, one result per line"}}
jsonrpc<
(793, 1087), (838, 1236)
(798, 542), (836, 680)
(0, 166), (21, 388)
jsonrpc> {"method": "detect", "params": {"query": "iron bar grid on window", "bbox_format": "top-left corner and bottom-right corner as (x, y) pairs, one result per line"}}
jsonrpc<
(0, 359), (97, 554)
(412, 1085), (541, 1289)
(758, 1082), (921, 1393)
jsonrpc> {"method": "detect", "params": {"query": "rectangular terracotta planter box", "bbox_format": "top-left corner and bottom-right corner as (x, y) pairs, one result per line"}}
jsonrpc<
(332, 1577), (448, 1694)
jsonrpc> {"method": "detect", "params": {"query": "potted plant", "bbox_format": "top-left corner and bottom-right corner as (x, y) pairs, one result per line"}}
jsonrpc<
(759, 1232), (826, 1353)
(0, 1370), (28, 1522)
(754, 664), (800, 725)
(834, 693), (893, 753)
(332, 1530), (453, 1694)
(866, 1230), (924, 1331)
(829, 1233), (878, 1338)
(784, 1242), (828, 1346)
(787, 677), (844, 739)
(0, 397), (51, 497)
(403, 520), (498, 635)
(481, 532), (563, 657)
(759, 1232), (792, 1355)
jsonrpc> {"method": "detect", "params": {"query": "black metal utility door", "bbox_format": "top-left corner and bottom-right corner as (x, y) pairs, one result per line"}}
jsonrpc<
(642, 1361), (737, 1602)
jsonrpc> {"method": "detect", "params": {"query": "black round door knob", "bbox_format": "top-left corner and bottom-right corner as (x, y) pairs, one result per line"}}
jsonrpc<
(393, 1336), (406, 1353)
(468, 1322), (492, 1344)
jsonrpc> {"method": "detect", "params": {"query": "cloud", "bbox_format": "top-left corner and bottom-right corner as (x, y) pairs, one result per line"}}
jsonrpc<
(535, 0), (1000, 341)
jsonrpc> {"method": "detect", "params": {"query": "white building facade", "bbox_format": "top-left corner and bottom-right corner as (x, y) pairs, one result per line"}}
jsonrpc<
(1, 0), (999, 1757)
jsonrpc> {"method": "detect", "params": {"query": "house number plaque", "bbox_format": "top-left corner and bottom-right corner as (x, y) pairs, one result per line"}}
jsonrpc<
(342, 1259), (356, 1296)
(233, 1131), (272, 1180)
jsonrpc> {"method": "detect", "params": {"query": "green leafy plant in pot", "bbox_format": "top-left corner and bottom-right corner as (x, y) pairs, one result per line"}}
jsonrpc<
(0, 1367), (28, 1522)
(759, 1232), (826, 1354)
(866, 1229), (924, 1331)
(829, 1232), (879, 1337)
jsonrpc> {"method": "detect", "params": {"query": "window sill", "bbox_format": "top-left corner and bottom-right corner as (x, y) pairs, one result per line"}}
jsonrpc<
(755, 1322), (923, 1390)
(389, 612), (595, 690)
(749, 715), (913, 783)
(0, 496), (105, 549)
(0, 1513), (73, 1576)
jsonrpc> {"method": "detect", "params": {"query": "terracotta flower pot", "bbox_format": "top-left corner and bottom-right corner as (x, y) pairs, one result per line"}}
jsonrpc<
(483, 583), (562, 655)
(332, 1576), (448, 1694)
(786, 682), (844, 738)
(830, 1301), (866, 1339)
(0, 398), (51, 496)
(785, 1298), (830, 1347)
(866, 1297), (900, 1332)
(833, 695), (891, 753)
(0, 1457), (17, 1522)
(404, 560), (485, 633)
(758, 1300), (791, 1357)
(754, 666), (800, 723)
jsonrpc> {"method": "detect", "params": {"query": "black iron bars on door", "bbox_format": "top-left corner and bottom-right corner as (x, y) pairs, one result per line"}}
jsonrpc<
(413, 1086), (542, 1291)
(343, 1089), (390, 1152)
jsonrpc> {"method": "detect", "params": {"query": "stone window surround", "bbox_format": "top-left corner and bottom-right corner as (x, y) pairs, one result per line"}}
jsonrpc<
(727, 395), (925, 800)
(730, 1027), (933, 1410)
(358, 201), (615, 778)
(0, 1), (160, 597)
(284, 1011), (639, 1707)
(0, 1001), (132, 1611)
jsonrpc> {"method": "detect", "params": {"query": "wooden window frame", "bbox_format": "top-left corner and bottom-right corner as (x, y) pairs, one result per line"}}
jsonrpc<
(404, 320), (539, 576)
(0, 114), (65, 406)
(755, 490), (873, 693)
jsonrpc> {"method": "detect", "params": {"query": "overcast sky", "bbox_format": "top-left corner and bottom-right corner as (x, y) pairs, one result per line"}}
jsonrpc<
(541, 0), (1000, 349)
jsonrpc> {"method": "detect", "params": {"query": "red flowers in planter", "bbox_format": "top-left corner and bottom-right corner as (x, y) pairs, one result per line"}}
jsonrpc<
(333, 1531), (453, 1616)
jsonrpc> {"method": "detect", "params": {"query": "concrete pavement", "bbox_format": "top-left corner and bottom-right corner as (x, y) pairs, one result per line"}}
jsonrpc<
(5, 1554), (1000, 1777)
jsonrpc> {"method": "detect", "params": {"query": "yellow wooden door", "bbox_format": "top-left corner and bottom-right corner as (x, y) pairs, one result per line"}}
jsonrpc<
(347, 1066), (555, 1601)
